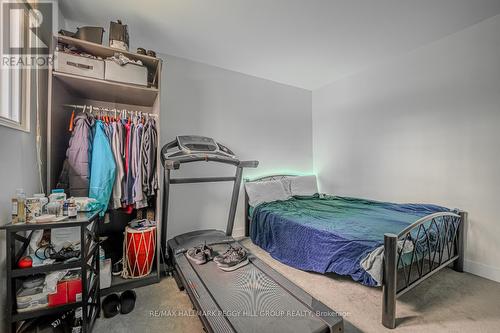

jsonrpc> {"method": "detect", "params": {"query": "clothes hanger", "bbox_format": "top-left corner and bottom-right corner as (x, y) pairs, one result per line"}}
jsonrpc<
(68, 107), (76, 132)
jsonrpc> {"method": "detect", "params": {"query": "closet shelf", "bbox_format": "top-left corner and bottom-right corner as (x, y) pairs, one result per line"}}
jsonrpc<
(52, 71), (159, 107)
(57, 35), (161, 73)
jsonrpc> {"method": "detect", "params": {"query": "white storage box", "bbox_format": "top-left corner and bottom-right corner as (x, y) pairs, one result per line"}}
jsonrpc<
(105, 60), (148, 86)
(55, 51), (104, 79)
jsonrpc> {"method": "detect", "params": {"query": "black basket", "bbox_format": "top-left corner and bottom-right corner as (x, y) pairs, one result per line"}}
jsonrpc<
(75, 26), (105, 44)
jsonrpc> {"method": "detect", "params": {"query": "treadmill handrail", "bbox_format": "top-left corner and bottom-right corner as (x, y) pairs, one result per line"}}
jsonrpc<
(160, 138), (259, 261)
(164, 155), (236, 169)
(239, 160), (259, 168)
(163, 156), (258, 170)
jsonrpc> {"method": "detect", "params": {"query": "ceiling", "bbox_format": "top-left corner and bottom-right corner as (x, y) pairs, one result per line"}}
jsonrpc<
(59, 0), (500, 90)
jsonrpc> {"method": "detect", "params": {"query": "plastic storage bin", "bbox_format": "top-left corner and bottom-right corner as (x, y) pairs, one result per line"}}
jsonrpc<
(55, 51), (105, 80)
(105, 60), (148, 86)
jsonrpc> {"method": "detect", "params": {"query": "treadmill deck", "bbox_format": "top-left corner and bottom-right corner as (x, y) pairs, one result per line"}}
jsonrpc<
(169, 230), (343, 333)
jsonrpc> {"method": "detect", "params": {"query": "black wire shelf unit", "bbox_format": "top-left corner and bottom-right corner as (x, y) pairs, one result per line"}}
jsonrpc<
(1, 211), (101, 333)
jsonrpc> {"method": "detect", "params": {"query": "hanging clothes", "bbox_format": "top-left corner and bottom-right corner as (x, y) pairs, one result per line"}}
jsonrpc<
(132, 120), (147, 208)
(110, 121), (125, 209)
(89, 120), (116, 215)
(121, 120), (131, 205)
(62, 108), (158, 216)
(66, 113), (94, 197)
(124, 121), (135, 213)
(104, 121), (114, 144)
(141, 118), (158, 197)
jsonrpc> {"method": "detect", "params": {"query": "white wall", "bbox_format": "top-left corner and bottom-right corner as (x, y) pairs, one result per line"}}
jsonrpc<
(313, 15), (500, 282)
(161, 54), (312, 238)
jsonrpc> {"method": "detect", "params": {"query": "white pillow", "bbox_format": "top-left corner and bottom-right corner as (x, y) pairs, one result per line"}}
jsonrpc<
(279, 177), (293, 197)
(245, 180), (291, 207)
(290, 175), (318, 196)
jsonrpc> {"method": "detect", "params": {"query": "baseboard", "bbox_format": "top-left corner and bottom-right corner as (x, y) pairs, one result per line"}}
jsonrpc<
(464, 259), (500, 283)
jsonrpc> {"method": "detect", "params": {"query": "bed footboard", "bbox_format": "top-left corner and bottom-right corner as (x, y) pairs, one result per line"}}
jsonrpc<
(382, 210), (467, 328)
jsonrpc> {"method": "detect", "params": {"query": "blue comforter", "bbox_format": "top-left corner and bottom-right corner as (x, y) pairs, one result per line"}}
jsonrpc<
(250, 196), (450, 286)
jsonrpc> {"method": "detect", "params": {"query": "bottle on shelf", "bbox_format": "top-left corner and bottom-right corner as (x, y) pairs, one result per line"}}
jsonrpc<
(68, 199), (78, 218)
(16, 189), (26, 223)
(63, 200), (69, 216)
(11, 197), (18, 224)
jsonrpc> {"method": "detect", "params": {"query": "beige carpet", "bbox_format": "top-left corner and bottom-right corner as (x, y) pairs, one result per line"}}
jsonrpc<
(242, 238), (500, 333)
(93, 277), (204, 333)
(95, 239), (500, 333)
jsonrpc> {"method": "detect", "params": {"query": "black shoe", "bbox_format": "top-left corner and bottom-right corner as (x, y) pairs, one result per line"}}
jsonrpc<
(120, 290), (136, 314)
(112, 259), (123, 276)
(102, 294), (120, 318)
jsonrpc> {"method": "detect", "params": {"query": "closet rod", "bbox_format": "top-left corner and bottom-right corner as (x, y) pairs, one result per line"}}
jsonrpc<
(62, 104), (158, 117)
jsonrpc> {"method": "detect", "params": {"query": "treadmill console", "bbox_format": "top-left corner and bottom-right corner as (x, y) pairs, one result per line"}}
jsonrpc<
(166, 135), (236, 159)
(177, 135), (218, 153)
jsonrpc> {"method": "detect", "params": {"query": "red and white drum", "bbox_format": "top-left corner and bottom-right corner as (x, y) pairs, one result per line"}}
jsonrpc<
(123, 225), (157, 278)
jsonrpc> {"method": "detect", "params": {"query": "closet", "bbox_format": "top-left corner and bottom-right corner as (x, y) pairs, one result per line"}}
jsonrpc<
(46, 34), (163, 295)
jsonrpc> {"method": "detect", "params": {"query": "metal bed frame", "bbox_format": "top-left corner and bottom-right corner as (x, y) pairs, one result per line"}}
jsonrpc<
(243, 175), (467, 329)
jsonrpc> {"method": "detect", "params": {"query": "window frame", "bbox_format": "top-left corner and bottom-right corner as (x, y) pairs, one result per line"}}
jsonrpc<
(0, 0), (31, 132)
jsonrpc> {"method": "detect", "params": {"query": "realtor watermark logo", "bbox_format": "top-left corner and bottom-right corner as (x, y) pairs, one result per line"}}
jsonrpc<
(1, 0), (57, 68)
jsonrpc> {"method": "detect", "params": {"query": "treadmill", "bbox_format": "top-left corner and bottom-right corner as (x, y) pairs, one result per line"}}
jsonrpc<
(161, 136), (343, 333)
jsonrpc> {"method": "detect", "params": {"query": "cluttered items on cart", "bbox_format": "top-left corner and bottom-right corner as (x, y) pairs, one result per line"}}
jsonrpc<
(10, 188), (99, 224)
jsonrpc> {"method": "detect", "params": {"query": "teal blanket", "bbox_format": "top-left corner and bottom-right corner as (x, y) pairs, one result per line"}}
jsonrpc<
(251, 195), (451, 286)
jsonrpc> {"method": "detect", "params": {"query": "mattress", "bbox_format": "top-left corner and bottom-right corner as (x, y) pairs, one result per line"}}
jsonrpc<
(250, 195), (451, 286)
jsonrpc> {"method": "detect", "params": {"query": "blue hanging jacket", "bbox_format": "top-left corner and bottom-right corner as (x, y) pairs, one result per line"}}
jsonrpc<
(89, 120), (116, 216)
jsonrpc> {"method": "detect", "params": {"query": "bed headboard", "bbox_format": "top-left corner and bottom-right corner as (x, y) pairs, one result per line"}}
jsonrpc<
(243, 174), (297, 237)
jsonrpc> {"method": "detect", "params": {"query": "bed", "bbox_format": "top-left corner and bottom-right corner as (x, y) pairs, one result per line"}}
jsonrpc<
(244, 175), (467, 329)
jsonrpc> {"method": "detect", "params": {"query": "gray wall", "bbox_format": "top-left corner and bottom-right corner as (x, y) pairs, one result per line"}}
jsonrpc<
(312, 14), (500, 282)
(0, 72), (43, 333)
(0, 3), (58, 330)
(161, 54), (313, 238)
(63, 17), (314, 238)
